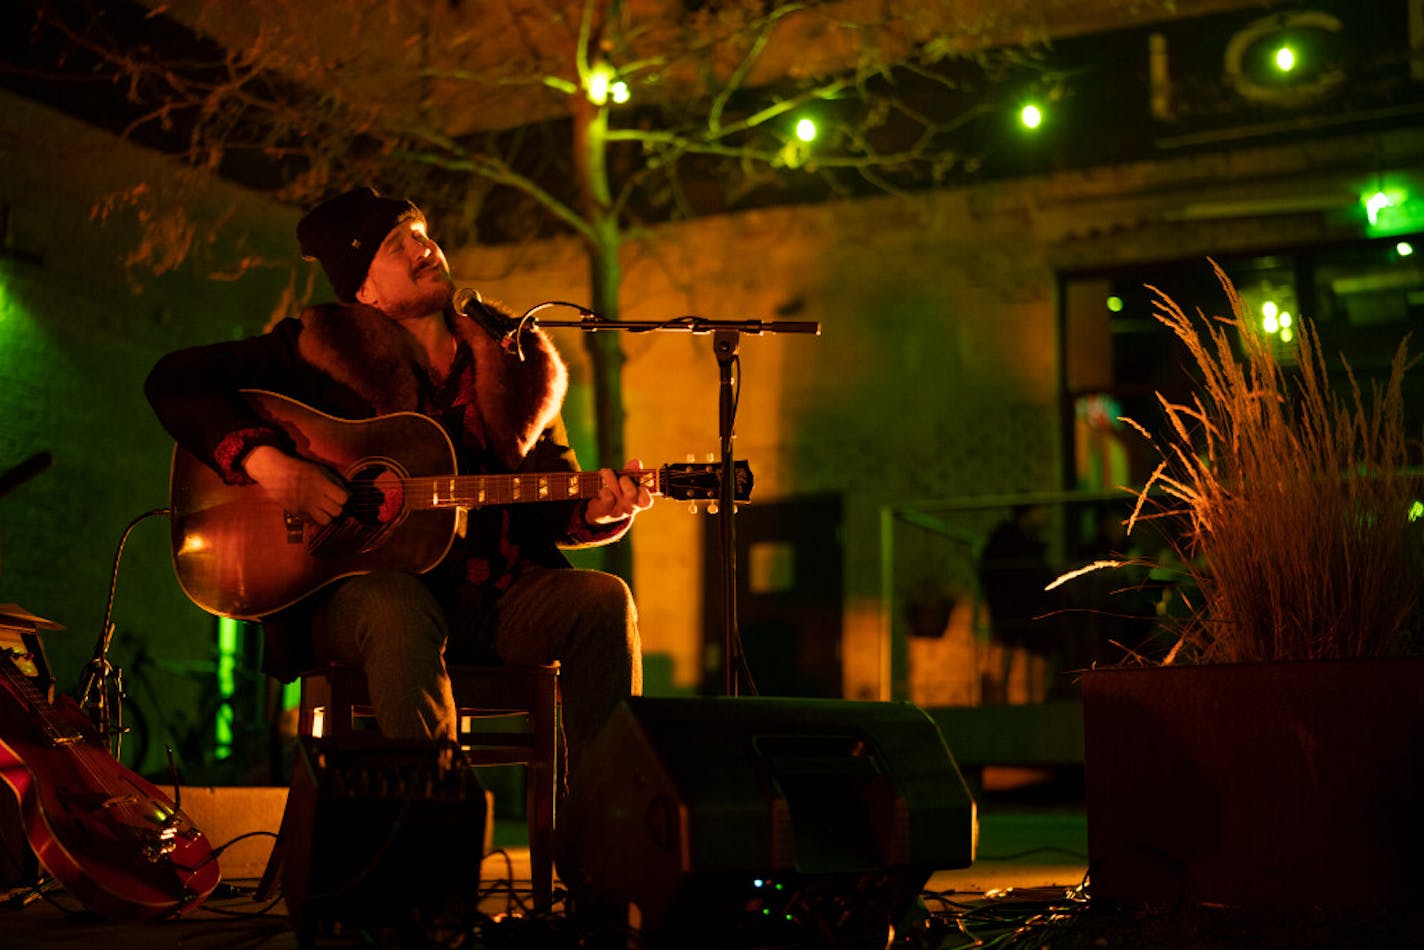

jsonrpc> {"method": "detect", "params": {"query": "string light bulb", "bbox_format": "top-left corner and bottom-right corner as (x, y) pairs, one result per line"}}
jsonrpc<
(586, 63), (614, 105)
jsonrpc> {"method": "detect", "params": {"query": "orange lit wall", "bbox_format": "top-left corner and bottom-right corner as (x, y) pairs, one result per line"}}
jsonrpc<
(453, 129), (1412, 701)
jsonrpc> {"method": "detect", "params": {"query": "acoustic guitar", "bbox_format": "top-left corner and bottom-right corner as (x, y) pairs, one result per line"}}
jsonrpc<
(169, 390), (753, 619)
(0, 649), (220, 919)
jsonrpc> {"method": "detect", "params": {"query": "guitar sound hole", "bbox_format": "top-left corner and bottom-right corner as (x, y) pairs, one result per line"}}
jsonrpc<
(347, 465), (405, 526)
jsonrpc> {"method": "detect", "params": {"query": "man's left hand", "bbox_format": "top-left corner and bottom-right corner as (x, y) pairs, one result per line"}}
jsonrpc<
(585, 457), (654, 525)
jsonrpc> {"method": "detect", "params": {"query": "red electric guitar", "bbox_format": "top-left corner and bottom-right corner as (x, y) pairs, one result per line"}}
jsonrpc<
(0, 648), (220, 919)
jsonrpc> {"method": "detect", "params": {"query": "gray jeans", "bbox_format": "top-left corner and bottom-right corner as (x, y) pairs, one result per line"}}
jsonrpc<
(309, 566), (642, 775)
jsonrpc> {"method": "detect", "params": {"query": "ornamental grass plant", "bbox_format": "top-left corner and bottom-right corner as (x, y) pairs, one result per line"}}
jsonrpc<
(1079, 261), (1424, 664)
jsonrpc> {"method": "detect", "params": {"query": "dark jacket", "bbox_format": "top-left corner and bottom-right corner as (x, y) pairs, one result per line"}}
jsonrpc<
(146, 299), (625, 677)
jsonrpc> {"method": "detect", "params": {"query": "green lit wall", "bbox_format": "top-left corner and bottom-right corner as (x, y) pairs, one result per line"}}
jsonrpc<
(0, 91), (298, 781)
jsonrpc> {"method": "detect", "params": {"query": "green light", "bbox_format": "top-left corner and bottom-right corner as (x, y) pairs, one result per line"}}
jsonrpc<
(1263, 313), (1278, 333)
(1410, 501), (1423, 522)
(1361, 187), (1423, 234)
(1398, 241), (1415, 257)
(1107, 295), (1124, 313)
(1279, 312), (1293, 329)
(794, 118), (817, 143)
(610, 80), (630, 105)
(1280, 326), (1294, 343)
(1365, 190), (1397, 226)
(216, 617), (240, 760)
(1274, 46), (1296, 72)
(1020, 103), (1043, 130)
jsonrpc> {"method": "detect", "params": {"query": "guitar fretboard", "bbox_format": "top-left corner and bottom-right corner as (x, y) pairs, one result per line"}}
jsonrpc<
(403, 470), (659, 511)
(0, 651), (81, 746)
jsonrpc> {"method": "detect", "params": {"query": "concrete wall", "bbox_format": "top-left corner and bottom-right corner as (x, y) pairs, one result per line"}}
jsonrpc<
(451, 195), (1064, 700)
(453, 126), (1424, 701)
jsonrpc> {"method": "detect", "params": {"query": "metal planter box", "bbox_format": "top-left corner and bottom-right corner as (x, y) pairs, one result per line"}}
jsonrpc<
(1082, 657), (1424, 909)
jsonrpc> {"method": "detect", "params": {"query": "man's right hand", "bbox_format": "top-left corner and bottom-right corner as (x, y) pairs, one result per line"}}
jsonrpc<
(241, 445), (349, 525)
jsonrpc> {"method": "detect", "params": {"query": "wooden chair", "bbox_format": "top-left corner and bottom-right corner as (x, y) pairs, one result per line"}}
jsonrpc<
(259, 661), (561, 908)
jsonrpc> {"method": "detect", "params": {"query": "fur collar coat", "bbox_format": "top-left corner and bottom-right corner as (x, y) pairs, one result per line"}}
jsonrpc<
(295, 299), (568, 469)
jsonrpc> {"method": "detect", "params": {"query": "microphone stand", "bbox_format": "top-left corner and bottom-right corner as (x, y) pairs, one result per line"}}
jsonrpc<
(504, 304), (820, 697)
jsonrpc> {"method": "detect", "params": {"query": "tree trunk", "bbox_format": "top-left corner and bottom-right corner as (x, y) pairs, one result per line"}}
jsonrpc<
(573, 91), (633, 584)
(586, 220), (633, 584)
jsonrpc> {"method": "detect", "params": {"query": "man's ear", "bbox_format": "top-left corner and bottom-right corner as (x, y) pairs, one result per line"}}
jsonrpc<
(355, 281), (376, 306)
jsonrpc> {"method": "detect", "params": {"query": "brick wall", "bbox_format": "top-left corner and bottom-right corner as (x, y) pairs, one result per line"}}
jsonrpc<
(0, 93), (297, 777)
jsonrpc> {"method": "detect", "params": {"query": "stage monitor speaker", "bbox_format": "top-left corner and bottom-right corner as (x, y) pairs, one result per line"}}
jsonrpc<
(555, 696), (976, 948)
(281, 737), (487, 946)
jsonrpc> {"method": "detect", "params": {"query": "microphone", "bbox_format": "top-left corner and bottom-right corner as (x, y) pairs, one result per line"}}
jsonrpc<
(453, 288), (519, 355)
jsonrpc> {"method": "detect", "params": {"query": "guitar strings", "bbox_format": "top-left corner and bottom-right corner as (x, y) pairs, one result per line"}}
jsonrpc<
(334, 469), (664, 509)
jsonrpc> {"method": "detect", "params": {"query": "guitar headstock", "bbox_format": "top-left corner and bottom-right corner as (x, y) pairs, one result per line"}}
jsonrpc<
(0, 645), (40, 679)
(658, 460), (754, 504)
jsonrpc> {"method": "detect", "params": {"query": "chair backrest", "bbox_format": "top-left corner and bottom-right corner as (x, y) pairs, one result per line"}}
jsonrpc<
(299, 662), (560, 763)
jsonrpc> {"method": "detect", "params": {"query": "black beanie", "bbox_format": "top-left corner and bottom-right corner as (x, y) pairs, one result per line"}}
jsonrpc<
(296, 187), (423, 302)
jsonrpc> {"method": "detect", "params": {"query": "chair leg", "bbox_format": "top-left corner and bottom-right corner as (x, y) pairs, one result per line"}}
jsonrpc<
(257, 674), (325, 902)
(255, 797), (290, 901)
(514, 669), (557, 909)
(527, 756), (555, 908)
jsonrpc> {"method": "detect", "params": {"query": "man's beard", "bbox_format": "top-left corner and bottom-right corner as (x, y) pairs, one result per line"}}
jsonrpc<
(384, 277), (453, 321)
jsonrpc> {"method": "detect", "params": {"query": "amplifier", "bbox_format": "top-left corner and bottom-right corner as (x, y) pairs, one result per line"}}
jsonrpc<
(281, 737), (488, 945)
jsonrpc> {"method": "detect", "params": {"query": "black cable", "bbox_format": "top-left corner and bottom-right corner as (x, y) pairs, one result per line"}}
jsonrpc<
(731, 352), (741, 421)
(2, 874), (61, 913)
(917, 875), (1094, 949)
(977, 845), (1089, 862)
(80, 506), (170, 756)
(189, 829), (280, 872)
(477, 846), (527, 918)
(30, 879), (80, 917)
(182, 894), (287, 920)
(508, 300), (599, 361)
(96, 507), (170, 669)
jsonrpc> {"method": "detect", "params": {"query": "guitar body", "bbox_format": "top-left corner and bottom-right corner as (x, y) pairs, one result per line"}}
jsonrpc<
(170, 391), (460, 619)
(0, 665), (220, 919)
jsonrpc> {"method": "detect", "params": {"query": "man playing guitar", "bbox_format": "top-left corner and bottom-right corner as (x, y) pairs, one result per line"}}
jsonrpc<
(145, 187), (652, 779)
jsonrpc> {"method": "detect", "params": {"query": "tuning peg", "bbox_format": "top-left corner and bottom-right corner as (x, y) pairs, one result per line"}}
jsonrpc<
(706, 453), (716, 463)
(708, 502), (719, 515)
(686, 453), (696, 463)
(688, 501), (700, 514)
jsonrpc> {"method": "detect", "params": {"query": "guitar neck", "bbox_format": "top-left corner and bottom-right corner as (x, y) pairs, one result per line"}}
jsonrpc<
(0, 651), (83, 746)
(403, 469), (659, 511)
